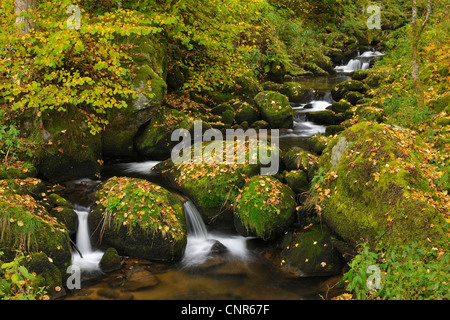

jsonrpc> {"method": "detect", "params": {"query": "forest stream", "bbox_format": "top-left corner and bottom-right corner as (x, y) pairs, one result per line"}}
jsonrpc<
(59, 50), (382, 300)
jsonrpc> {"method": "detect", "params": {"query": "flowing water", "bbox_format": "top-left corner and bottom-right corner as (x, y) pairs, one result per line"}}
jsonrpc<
(334, 49), (385, 73)
(181, 200), (251, 268)
(71, 205), (104, 273)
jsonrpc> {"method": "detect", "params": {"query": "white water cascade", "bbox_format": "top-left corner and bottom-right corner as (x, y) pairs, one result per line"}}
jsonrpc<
(181, 200), (251, 267)
(335, 49), (385, 73)
(116, 160), (161, 175)
(72, 205), (103, 272)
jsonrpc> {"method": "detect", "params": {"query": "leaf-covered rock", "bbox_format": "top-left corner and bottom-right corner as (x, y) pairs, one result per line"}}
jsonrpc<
(314, 121), (447, 249)
(280, 225), (343, 276)
(254, 91), (293, 129)
(135, 106), (195, 160)
(0, 179), (72, 271)
(331, 80), (369, 101)
(89, 177), (187, 262)
(234, 175), (296, 240)
(156, 139), (279, 225)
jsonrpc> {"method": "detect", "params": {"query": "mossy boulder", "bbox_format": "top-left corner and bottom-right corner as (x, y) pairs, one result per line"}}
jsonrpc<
(331, 80), (369, 101)
(99, 247), (122, 273)
(279, 225), (343, 276)
(351, 69), (369, 81)
(135, 106), (195, 160)
(26, 252), (65, 299)
(102, 32), (168, 158)
(89, 177), (187, 262)
(0, 162), (38, 180)
(356, 105), (385, 123)
(316, 121), (447, 249)
(250, 120), (270, 129)
(32, 107), (102, 183)
(344, 91), (364, 106)
(48, 193), (78, 237)
(306, 110), (340, 125)
(281, 148), (318, 180)
(284, 170), (309, 194)
(233, 101), (259, 125)
(330, 100), (352, 113)
(156, 139), (279, 225)
(221, 109), (235, 125)
(0, 180), (72, 271)
(306, 135), (329, 155)
(254, 91), (293, 129)
(279, 82), (310, 103)
(325, 125), (346, 136)
(234, 175), (296, 240)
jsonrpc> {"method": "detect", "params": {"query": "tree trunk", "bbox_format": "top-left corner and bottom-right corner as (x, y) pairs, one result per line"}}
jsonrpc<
(15, 0), (37, 34)
(411, 0), (432, 108)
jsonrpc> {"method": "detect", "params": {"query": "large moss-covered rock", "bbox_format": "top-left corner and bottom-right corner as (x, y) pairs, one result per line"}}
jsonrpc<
(284, 170), (309, 194)
(315, 121), (447, 249)
(135, 106), (195, 160)
(89, 177), (187, 262)
(32, 107), (102, 182)
(0, 179), (72, 270)
(234, 175), (296, 240)
(281, 148), (318, 180)
(233, 100), (259, 125)
(280, 225), (343, 276)
(102, 33), (168, 158)
(331, 80), (369, 101)
(279, 82), (310, 103)
(26, 252), (65, 299)
(155, 139), (279, 225)
(254, 91), (293, 129)
(306, 110), (341, 126)
(48, 193), (78, 237)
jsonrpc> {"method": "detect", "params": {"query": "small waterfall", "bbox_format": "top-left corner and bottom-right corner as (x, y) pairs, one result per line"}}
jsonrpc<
(72, 205), (103, 272)
(75, 206), (92, 254)
(335, 49), (385, 73)
(184, 200), (209, 239)
(182, 201), (250, 267)
(117, 160), (161, 175)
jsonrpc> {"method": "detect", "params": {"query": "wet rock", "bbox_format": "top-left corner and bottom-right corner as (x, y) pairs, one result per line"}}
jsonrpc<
(280, 225), (343, 277)
(210, 240), (228, 255)
(99, 247), (122, 273)
(283, 170), (309, 194)
(123, 269), (159, 291)
(306, 110), (339, 125)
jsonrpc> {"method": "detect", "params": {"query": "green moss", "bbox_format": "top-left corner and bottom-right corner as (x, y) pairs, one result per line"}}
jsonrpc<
(234, 175), (296, 240)
(279, 82), (310, 103)
(26, 252), (63, 298)
(32, 106), (102, 182)
(90, 177), (187, 261)
(254, 91), (293, 129)
(280, 225), (342, 276)
(316, 121), (446, 249)
(0, 180), (71, 270)
(281, 148), (318, 180)
(284, 170), (309, 194)
(135, 106), (195, 160)
(331, 80), (369, 101)
(99, 247), (121, 272)
(233, 101), (259, 125)
(160, 139), (279, 223)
